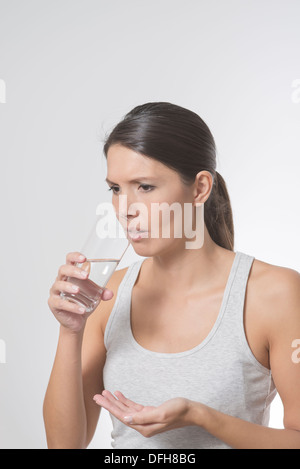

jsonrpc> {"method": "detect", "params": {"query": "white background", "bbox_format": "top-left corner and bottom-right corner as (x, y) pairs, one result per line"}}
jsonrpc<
(0, 0), (299, 449)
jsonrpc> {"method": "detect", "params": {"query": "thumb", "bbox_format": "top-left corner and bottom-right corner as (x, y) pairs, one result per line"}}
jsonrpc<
(101, 288), (114, 301)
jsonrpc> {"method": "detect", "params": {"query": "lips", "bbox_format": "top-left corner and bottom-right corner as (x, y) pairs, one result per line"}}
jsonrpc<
(127, 229), (148, 239)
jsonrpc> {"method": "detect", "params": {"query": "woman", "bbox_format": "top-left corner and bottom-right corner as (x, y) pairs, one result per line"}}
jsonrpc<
(43, 102), (300, 449)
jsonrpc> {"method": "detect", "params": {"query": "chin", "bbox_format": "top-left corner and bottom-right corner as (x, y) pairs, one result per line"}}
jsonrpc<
(131, 237), (178, 257)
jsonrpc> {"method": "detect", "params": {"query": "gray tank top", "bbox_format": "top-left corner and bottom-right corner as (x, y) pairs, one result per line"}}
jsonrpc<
(103, 251), (277, 449)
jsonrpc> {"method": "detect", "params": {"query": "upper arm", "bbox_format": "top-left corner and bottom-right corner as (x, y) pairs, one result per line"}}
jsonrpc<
(267, 267), (300, 431)
(81, 267), (128, 447)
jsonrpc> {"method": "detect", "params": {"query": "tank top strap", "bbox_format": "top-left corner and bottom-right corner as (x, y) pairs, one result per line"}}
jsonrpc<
(104, 258), (144, 349)
(224, 251), (255, 316)
(218, 251), (255, 343)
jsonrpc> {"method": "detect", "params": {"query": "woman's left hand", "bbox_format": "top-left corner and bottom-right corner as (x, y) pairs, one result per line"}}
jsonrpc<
(93, 390), (195, 438)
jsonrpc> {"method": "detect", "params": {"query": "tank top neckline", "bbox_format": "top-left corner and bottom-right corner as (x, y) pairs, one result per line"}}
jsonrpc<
(127, 250), (242, 359)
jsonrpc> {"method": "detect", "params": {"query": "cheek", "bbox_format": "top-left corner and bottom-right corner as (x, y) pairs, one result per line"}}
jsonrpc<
(150, 188), (187, 225)
(148, 202), (186, 240)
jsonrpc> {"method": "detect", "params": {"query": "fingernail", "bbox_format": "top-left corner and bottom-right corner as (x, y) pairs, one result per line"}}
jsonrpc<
(80, 270), (88, 277)
(124, 416), (133, 423)
(79, 306), (86, 313)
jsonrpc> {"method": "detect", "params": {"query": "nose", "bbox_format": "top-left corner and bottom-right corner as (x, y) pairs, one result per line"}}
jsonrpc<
(122, 213), (141, 231)
(116, 198), (141, 230)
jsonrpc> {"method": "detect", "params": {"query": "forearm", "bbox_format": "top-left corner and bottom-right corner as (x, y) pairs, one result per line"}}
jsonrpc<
(190, 402), (300, 449)
(43, 326), (87, 449)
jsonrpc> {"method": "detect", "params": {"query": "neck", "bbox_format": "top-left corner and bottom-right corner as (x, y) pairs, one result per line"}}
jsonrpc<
(149, 226), (230, 294)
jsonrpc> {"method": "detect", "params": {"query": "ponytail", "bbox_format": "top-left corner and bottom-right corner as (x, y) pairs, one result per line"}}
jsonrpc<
(205, 171), (234, 251)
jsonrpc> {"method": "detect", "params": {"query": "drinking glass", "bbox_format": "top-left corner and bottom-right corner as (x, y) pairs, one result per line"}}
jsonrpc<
(60, 213), (130, 313)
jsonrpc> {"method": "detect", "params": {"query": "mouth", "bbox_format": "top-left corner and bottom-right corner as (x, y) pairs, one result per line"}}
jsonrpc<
(127, 229), (149, 240)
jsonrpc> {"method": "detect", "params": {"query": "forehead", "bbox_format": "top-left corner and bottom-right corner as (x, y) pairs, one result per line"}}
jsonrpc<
(106, 144), (177, 181)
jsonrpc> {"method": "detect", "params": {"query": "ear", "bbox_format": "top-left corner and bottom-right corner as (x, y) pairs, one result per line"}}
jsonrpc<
(193, 171), (214, 206)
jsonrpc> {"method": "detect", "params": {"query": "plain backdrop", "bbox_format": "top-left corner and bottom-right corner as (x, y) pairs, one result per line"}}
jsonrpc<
(0, 0), (299, 449)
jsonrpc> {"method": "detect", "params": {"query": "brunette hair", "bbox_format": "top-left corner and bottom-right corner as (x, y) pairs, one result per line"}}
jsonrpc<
(103, 102), (234, 251)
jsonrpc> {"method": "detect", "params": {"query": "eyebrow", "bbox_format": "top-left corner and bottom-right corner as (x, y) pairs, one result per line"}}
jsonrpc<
(105, 177), (158, 185)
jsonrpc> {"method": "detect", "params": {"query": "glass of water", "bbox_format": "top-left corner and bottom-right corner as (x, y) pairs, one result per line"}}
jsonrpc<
(60, 212), (130, 313)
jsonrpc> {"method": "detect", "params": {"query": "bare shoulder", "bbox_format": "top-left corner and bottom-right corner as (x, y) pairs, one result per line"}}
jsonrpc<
(249, 256), (300, 331)
(250, 256), (299, 296)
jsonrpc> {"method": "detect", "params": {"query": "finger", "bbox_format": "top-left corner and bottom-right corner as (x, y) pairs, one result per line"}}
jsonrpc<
(93, 393), (127, 418)
(57, 264), (89, 282)
(93, 390), (125, 410)
(102, 390), (130, 412)
(53, 295), (86, 315)
(51, 280), (80, 296)
(113, 391), (144, 412)
(66, 252), (86, 265)
(101, 289), (114, 301)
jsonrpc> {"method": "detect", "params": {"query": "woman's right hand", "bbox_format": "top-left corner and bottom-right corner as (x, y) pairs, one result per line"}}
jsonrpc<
(48, 252), (114, 333)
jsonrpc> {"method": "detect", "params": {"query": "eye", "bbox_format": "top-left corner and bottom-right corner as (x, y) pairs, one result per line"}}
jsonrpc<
(107, 184), (154, 195)
(107, 186), (120, 194)
(139, 184), (154, 192)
